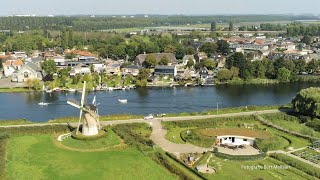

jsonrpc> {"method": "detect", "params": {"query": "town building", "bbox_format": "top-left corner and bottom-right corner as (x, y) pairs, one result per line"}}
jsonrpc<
(11, 62), (43, 82)
(154, 65), (177, 76)
(2, 60), (24, 77)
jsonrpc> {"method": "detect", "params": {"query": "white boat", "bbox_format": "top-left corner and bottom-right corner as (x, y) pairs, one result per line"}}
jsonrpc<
(68, 89), (76, 92)
(144, 114), (154, 120)
(118, 99), (128, 103)
(45, 89), (53, 93)
(38, 102), (49, 106)
(107, 87), (113, 91)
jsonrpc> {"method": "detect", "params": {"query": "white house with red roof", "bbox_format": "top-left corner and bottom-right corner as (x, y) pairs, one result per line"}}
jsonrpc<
(2, 60), (24, 77)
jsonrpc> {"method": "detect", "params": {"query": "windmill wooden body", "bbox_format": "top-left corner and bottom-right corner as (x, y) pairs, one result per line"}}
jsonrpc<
(67, 81), (101, 136)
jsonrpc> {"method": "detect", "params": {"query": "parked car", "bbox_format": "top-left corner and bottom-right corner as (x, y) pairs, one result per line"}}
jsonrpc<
(144, 114), (154, 120)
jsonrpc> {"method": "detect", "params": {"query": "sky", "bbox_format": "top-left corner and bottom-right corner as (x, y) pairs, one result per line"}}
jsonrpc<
(1, 0), (320, 16)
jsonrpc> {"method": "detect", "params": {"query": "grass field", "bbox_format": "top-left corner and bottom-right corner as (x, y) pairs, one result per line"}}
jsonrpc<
(164, 117), (311, 151)
(6, 135), (175, 180)
(261, 113), (320, 138)
(0, 87), (30, 93)
(203, 155), (315, 180)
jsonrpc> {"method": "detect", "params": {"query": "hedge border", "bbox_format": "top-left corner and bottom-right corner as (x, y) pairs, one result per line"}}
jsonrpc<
(213, 148), (266, 161)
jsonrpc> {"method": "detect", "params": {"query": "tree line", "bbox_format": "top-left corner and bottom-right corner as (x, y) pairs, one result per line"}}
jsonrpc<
(0, 15), (317, 31)
(217, 52), (319, 82)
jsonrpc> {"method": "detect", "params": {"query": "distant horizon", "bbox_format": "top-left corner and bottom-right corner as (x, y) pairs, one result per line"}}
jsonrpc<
(1, 13), (319, 17)
(1, 0), (320, 16)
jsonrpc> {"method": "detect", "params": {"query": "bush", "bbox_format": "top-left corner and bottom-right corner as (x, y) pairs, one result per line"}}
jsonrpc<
(0, 125), (70, 135)
(71, 129), (107, 141)
(112, 123), (154, 151)
(270, 153), (320, 178)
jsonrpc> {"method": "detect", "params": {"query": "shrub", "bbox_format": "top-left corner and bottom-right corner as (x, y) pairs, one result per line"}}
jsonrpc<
(71, 129), (107, 141)
(0, 125), (70, 135)
(112, 123), (154, 151)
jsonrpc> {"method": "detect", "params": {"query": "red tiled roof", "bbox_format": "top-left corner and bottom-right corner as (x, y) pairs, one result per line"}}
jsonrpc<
(4, 60), (23, 66)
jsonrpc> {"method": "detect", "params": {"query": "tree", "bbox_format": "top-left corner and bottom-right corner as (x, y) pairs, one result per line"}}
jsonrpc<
(159, 55), (169, 65)
(216, 40), (230, 55)
(185, 46), (195, 55)
(201, 59), (216, 70)
(211, 21), (217, 31)
(143, 54), (157, 68)
(42, 59), (56, 75)
(302, 35), (312, 45)
(277, 67), (291, 82)
(217, 69), (233, 82)
(252, 61), (266, 78)
(164, 45), (177, 54)
(294, 59), (307, 74)
(199, 42), (217, 56)
(25, 79), (33, 90)
(32, 79), (43, 91)
(307, 59), (319, 74)
(292, 87), (320, 117)
(226, 52), (252, 79)
(230, 66), (239, 78)
(229, 21), (234, 31)
(186, 58), (195, 67)
(136, 68), (150, 87)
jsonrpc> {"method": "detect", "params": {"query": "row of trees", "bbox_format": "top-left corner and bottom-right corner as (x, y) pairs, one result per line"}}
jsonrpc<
(0, 15), (315, 31)
(217, 52), (320, 82)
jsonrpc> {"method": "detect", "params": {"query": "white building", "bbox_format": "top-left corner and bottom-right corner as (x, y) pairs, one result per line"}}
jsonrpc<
(217, 135), (255, 146)
(2, 60), (24, 77)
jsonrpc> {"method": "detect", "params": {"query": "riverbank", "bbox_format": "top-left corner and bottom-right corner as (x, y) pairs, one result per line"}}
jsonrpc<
(0, 105), (290, 125)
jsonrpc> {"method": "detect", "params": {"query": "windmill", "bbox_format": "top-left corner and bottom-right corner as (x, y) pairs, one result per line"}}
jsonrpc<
(67, 81), (101, 136)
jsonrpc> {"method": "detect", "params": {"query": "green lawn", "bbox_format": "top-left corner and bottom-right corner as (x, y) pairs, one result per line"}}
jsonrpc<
(0, 87), (31, 93)
(261, 113), (320, 138)
(61, 130), (121, 150)
(164, 117), (311, 151)
(0, 119), (32, 126)
(165, 127), (189, 144)
(6, 135), (175, 180)
(204, 155), (315, 180)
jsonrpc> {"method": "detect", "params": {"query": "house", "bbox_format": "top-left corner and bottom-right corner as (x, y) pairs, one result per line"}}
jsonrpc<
(217, 135), (255, 146)
(182, 55), (196, 65)
(122, 65), (140, 76)
(106, 63), (121, 75)
(154, 65), (177, 77)
(230, 43), (269, 51)
(134, 53), (177, 67)
(92, 63), (106, 73)
(72, 64), (91, 75)
(11, 62), (43, 82)
(181, 67), (198, 80)
(79, 56), (96, 61)
(199, 67), (209, 79)
(12, 51), (27, 59)
(2, 60), (24, 77)
(194, 52), (207, 63)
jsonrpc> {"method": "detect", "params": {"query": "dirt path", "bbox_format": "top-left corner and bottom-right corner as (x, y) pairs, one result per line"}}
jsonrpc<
(149, 119), (210, 153)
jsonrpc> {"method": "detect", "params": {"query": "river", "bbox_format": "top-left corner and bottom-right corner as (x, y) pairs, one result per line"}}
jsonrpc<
(0, 82), (319, 122)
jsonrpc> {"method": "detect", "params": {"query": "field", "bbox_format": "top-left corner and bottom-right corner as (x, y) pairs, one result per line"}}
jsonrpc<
(6, 135), (175, 180)
(202, 155), (315, 180)
(163, 116), (311, 151)
(261, 113), (320, 138)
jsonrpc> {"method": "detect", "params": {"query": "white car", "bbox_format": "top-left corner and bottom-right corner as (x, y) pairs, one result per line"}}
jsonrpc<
(144, 114), (154, 120)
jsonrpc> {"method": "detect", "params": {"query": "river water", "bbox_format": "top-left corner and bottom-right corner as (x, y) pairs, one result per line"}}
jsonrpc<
(0, 82), (319, 122)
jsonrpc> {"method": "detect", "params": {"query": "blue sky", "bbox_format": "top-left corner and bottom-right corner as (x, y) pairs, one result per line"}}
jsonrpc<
(1, 0), (320, 15)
